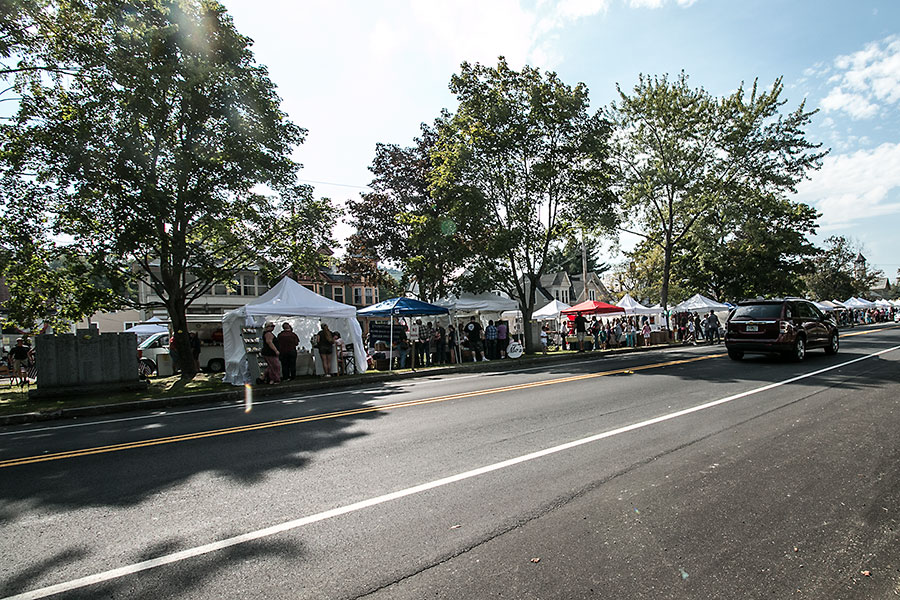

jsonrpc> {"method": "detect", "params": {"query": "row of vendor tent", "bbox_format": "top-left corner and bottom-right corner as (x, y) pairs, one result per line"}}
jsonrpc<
(222, 284), (523, 383)
(222, 277), (369, 384)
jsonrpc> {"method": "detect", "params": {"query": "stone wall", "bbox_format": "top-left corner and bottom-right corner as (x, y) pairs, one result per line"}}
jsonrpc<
(30, 329), (146, 398)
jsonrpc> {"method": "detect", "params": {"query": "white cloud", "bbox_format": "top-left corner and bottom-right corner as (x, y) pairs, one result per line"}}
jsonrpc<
(820, 88), (878, 119)
(795, 142), (900, 229)
(820, 35), (900, 119)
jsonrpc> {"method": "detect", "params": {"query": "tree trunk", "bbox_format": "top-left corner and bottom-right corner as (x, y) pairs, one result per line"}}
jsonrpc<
(166, 295), (197, 378)
(522, 275), (540, 354)
(661, 239), (672, 330)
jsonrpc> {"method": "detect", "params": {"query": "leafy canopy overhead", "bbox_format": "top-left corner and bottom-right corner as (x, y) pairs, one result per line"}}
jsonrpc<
(1, 0), (334, 370)
(609, 72), (827, 307)
(431, 58), (617, 349)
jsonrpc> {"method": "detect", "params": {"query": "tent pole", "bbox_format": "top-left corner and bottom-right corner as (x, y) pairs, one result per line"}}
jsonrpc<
(389, 314), (394, 372)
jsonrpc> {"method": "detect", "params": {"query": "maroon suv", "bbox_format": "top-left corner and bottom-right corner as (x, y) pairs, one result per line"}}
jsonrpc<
(725, 298), (840, 361)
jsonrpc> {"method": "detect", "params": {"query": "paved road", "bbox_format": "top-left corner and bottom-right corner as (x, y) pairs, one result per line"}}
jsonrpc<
(2, 325), (899, 599)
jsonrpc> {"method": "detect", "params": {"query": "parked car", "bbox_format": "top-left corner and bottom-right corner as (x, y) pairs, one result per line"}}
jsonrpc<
(725, 298), (839, 361)
(137, 331), (226, 374)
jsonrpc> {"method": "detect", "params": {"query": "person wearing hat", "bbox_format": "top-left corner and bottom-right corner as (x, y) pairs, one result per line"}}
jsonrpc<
(9, 338), (34, 386)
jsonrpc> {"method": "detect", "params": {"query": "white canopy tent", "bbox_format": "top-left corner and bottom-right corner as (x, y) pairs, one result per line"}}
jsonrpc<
(222, 277), (366, 384)
(125, 323), (169, 335)
(501, 299), (571, 322)
(673, 293), (731, 312)
(434, 291), (518, 315)
(843, 297), (875, 309)
(616, 293), (658, 315)
(533, 299), (571, 320)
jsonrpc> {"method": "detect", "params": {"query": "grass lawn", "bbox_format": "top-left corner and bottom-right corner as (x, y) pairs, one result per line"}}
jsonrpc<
(0, 347), (588, 418)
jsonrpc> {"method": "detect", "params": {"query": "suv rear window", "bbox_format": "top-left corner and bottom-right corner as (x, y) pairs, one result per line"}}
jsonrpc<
(731, 304), (782, 320)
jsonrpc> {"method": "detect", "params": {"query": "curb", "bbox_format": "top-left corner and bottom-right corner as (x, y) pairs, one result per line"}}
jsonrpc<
(0, 341), (699, 426)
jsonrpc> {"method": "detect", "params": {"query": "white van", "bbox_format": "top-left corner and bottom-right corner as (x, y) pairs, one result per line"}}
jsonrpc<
(137, 330), (226, 375)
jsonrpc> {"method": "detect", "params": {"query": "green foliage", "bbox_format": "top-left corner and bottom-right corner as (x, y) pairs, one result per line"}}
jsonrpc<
(346, 122), (467, 302)
(609, 72), (827, 307)
(804, 235), (881, 301)
(545, 236), (609, 277)
(673, 189), (820, 301)
(1, 0), (333, 372)
(431, 58), (617, 351)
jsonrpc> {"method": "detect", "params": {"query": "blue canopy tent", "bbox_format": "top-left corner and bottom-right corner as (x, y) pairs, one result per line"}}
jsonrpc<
(358, 297), (449, 370)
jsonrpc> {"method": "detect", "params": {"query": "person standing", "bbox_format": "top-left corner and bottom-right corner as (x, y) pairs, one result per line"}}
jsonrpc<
(447, 323), (458, 364)
(414, 318), (428, 367)
(434, 325), (446, 365)
(642, 320), (652, 346)
(9, 338), (33, 386)
(277, 323), (300, 380)
(463, 316), (486, 361)
(424, 321), (435, 366)
(497, 320), (508, 358)
(484, 320), (498, 360)
(189, 332), (201, 372)
(395, 324), (410, 369)
(706, 311), (721, 344)
(574, 312), (588, 352)
(316, 322), (335, 376)
(260, 322), (281, 384)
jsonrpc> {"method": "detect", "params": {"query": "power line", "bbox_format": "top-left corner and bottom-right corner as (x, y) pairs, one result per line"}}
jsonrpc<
(298, 179), (370, 190)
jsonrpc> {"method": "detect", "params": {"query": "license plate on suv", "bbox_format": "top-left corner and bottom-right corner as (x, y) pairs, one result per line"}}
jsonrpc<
(745, 324), (758, 332)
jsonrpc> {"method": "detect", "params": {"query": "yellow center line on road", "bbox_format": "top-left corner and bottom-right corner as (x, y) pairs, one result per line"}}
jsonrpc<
(1, 353), (724, 469)
(3, 325), (895, 469)
(840, 324), (898, 337)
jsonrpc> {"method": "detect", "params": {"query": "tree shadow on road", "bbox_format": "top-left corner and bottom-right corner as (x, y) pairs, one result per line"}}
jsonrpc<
(2, 536), (305, 600)
(0, 383), (405, 516)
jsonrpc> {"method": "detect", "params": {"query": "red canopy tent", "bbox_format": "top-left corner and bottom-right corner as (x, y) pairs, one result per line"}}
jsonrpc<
(560, 300), (625, 319)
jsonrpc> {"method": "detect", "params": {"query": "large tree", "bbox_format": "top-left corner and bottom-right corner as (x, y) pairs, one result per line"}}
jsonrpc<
(609, 72), (827, 313)
(2, 0), (334, 374)
(669, 188), (819, 301)
(804, 235), (881, 301)
(346, 123), (467, 302)
(431, 58), (617, 351)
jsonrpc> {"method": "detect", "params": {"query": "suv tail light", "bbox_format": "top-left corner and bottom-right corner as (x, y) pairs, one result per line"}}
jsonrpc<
(137, 349), (143, 359)
(779, 321), (791, 334)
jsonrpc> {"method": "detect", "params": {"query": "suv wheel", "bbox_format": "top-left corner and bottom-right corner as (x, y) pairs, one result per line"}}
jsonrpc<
(790, 336), (806, 362)
(824, 332), (839, 355)
(728, 349), (743, 361)
(207, 358), (225, 373)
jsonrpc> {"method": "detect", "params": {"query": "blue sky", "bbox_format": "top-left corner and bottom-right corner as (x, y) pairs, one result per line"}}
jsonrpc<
(222, 0), (900, 278)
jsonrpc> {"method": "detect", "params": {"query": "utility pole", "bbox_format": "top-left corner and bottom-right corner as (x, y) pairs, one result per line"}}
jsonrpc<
(580, 226), (589, 302)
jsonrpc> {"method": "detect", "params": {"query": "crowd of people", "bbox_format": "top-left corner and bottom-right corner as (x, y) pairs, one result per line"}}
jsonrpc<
(366, 316), (512, 369)
(537, 310), (724, 353)
(256, 321), (354, 384)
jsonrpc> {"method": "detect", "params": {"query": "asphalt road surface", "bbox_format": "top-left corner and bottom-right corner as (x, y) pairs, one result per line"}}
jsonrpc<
(2, 325), (899, 599)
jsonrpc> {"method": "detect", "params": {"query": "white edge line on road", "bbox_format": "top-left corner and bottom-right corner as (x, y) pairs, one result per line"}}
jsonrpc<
(6, 344), (899, 600)
(0, 345), (694, 437)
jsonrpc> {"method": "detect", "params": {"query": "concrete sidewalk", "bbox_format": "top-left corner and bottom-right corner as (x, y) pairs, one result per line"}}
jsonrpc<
(0, 340), (706, 426)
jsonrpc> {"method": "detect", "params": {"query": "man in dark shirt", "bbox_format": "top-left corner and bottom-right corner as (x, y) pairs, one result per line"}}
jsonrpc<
(463, 316), (486, 362)
(9, 338), (33, 385)
(574, 313), (588, 352)
(277, 323), (300, 380)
